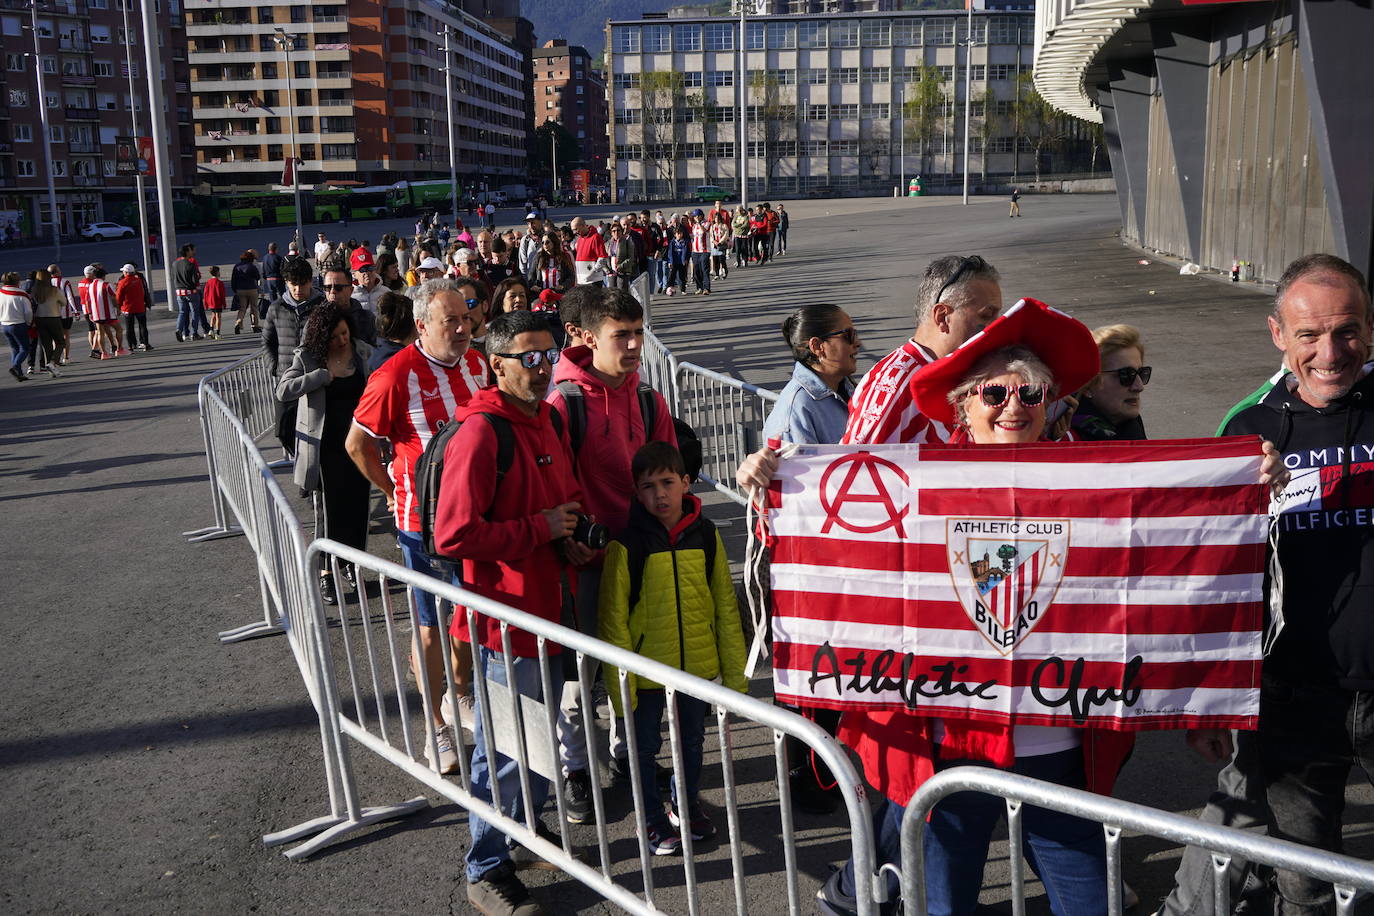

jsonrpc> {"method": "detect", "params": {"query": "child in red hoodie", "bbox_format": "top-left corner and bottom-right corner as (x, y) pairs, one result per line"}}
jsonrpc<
(201, 265), (226, 339)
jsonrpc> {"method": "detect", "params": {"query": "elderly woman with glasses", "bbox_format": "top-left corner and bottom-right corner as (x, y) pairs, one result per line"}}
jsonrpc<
(1072, 324), (1151, 441)
(822, 300), (1286, 916)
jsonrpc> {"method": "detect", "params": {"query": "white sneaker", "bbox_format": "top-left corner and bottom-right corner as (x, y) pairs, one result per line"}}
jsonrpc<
(425, 723), (460, 775)
(45, 364), (60, 378)
(441, 691), (477, 735)
(25, 366), (34, 376)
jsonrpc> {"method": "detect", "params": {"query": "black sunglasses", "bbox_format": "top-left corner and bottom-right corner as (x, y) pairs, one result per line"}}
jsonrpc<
(933, 255), (989, 304)
(976, 382), (1047, 409)
(1103, 366), (1152, 386)
(494, 347), (561, 369)
(819, 327), (857, 345)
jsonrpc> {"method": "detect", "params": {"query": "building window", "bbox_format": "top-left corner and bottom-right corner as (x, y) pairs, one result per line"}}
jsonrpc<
(830, 139), (858, 156)
(575, 84), (583, 95)
(682, 71), (703, 88)
(42, 56), (57, 74)
(805, 104), (826, 120)
(892, 19), (920, 46)
(801, 140), (826, 156)
(926, 19), (955, 45)
(935, 65), (954, 81)
(989, 17), (1020, 44)
(765, 21), (795, 49)
(706, 141), (734, 158)
(544, 85), (553, 95)
(969, 64), (986, 81)
(801, 68), (826, 85)
(860, 102), (890, 119)
(989, 64), (1017, 81)
(615, 108), (641, 124)
(9, 88), (28, 107)
(13, 123), (31, 141)
(704, 22), (733, 51)
(300, 143), (316, 160)
(833, 67), (858, 84)
(860, 19), (890, 46)
(322, 142), (355, 159)
(643, 24), (669, 53)
(798, 21), (826, 48)
(829, 21), (859, 48)
(705, 70), (733, 87)
(545, 99), (553, 109)
(831, 103), (858, 119)
(52, 159), (67, 176)
(18, 159), (36, 177)
(49, 125), (64, 142)
(611, 26), (640, 54)
(745, 22), (764, 50)
(103, 158), (117, 176)
(765, 68), (796, 86)
(673, 24), (701, 52)
(612, 72), (640, 89)
(5, 53), (22, 71)
(862, 66), (890, 83)
(93, 60), (113, 77)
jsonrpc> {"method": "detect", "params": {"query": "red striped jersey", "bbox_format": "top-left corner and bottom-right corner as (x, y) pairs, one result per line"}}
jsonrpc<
(766, 438), (1269, 730)
(80, 277), (119, 323)
(352, 341), (489, 533)
(842, 339), (948, 445)
(690, 222), (710, 254)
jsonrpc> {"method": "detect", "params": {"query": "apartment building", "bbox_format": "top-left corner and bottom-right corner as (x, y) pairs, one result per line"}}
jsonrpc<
(186, 0), (528, 191)
(531, 39), (609, 185)
(0, 0), (195, 238)
(606, 7), (1040, 200)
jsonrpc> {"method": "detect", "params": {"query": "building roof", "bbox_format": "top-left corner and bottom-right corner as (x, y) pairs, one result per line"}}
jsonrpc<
(532, 43), (591, 60)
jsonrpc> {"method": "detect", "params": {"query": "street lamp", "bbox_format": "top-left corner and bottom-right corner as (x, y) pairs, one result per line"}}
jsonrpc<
(24, 3), (61, 258)
(118, 0), (150, 266)
(441, 26), (458, 230)
(961, 4), (977, 205)
(731, 1), (764, 208)
(545, 117), (558, 197)
(273, 28), (304, 252)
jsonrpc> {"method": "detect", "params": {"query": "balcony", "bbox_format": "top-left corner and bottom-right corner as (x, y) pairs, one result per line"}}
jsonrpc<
(72, 174), (104, 187)
(68, 140), (101, 153)
(61, 73), (95, 87)
(64, 106), (100, 120)
(59, 37), (92, 52)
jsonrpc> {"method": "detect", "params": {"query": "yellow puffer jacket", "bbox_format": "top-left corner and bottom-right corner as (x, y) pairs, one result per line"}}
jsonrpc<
(598, 495), (749, 715)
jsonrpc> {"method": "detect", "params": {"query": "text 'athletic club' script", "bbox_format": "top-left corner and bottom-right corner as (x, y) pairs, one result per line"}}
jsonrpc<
(766, 439), (1271, 730)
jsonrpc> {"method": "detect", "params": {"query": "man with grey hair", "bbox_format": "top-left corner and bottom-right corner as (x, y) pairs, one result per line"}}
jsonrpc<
(1160, 253), (1374, 916)
(347, 276), (489, 777)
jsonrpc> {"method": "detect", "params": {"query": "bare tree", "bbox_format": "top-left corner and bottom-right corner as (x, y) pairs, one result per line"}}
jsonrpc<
(750, 72), (796, 197)
(902, 65), (947, 176)
(638, 71), (687, 197)
(1011, 72), (1068, 182)
(858, 123), (889, 180)
(977, 86), (997, 181)
(685, 90), (718, 185)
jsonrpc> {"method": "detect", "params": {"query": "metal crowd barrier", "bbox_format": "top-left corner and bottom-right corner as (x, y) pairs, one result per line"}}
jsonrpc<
(901, 767), (1374, 916)
(297, 537), (880, 914)
(184, 348), (283, 543)
(674, 362), (779, 506)
(641, 326), (680, 412)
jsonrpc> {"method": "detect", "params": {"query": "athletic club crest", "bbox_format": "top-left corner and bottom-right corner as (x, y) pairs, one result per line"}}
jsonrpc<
(946, 517), (1070, 655)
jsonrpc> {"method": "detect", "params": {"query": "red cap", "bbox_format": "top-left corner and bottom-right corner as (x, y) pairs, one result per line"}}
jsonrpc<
(538, 288), (563, 305)
(349, 248), (374, 271)
(909, 297), (1100, 427)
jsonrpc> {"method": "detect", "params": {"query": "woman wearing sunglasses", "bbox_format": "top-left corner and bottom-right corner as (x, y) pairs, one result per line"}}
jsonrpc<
(1072, 324), (1150, 441)
(761, 303), (861, 816)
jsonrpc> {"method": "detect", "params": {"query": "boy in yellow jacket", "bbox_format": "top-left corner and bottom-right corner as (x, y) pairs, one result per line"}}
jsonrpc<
(599, 441), (748, 854)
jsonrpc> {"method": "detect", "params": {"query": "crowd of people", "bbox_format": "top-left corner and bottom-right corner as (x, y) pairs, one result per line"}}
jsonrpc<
(10, 202), (1369, 916)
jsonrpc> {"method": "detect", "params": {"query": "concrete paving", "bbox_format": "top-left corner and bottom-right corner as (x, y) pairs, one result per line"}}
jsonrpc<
(1, 193), (1370, 915)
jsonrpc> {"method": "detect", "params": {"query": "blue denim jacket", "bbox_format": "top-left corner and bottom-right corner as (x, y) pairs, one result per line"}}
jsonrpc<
(762, 361), (853, 445)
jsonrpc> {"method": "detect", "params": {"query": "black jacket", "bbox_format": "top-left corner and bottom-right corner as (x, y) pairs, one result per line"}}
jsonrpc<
(1071, 398), (1147, 441)
(261, 292), (322, 378)
(1225, 371), (1374, 689)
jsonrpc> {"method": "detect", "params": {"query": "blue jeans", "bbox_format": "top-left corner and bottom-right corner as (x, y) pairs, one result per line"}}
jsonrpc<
(632, 688), (708, 831)
(395, 530), (456, 628)
(840, 748), (1107, 916)
(654, 256), (669, 292)
(176, 292), (208, 338)
(466, 647), (564, 882)
(4, 323), (30, 370)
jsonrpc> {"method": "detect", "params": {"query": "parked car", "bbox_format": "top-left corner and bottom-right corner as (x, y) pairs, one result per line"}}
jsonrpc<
(80, 221), (136, 240)
(694, 185), (731, 203)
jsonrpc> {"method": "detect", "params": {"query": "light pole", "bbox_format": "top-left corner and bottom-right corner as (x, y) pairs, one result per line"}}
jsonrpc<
(274, 29), (304, 253)
(899, 88), (905, 198)
(118, 0), (149, 266)
(25, 3), (61, 257)
(962, 3), (975, 205)
(442, 26), (458, 230)
(734, 0), (749, 208)
(547, 118), (558, 197)
(135, 0), (176, 313)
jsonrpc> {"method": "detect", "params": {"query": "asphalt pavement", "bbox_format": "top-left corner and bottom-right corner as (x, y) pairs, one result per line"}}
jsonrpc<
(2, 193), (1370, 915)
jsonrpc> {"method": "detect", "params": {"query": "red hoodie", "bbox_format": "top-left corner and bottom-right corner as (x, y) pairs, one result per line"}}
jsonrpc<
(435, 387), (583, 657)
(546, 345), (677, 536)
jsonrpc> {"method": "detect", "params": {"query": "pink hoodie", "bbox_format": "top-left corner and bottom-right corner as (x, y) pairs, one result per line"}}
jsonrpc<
(546, 345), (677, 536)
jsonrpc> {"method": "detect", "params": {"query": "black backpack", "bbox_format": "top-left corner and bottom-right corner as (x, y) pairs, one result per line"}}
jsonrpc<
(416, 409), (565, 558)
(554, 380), (702, 480)
(621, 519), (717, 612)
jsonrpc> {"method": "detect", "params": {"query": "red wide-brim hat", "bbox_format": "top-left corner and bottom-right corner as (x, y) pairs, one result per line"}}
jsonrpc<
(910, 297), (1100, 427)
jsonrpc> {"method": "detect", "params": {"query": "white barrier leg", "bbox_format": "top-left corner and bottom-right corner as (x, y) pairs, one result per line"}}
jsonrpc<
(217, 565), (285, 643)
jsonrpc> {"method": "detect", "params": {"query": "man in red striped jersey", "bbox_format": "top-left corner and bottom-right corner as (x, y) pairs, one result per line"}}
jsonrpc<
(737, 254), (1004, 490)
(80, 264), (127, 359)
(346, 276), (490, 775)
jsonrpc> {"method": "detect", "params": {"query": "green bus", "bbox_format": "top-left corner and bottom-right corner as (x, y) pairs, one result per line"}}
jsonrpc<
(213, 191), (298, 228)
(316, 186), (391, 220)
(386, 179), (457, 216)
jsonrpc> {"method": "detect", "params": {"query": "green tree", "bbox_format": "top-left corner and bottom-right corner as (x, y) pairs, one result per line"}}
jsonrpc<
(685, 90), (719, 185)
(750, 72), (796, 196)
(902, 65), (947, 176)
(1011, 72), (1068, 182)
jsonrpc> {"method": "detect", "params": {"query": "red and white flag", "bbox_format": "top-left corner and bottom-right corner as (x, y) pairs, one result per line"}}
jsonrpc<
(767, 437), (1270, 731)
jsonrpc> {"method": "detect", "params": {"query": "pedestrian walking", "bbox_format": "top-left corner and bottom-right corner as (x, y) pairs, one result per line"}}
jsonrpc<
(232, 250), (262, 334)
